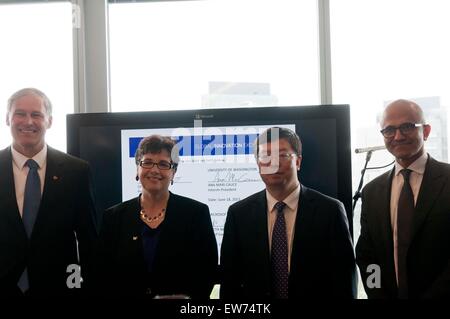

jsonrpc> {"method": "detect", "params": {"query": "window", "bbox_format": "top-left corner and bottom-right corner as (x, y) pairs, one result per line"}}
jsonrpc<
(0, 2), (74, 151)
(109, 0), (320, 112)
(330, 0), (450, 298)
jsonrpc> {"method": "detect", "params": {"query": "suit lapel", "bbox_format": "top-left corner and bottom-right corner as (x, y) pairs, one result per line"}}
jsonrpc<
(290, 184), (311, 274)
(123, 197), (145, 260)
(40, 146), (63, 207)
(30, 147), (62, 239)
(252, 191), (271, 286)
(375, 169), (395, 255)
(0, 147), (27, 238)
(372, 168), (399, 290)
(413, 156), (446, 239)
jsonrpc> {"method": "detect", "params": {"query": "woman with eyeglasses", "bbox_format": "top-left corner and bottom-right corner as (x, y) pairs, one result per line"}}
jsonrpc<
(92, 135), (218, 298)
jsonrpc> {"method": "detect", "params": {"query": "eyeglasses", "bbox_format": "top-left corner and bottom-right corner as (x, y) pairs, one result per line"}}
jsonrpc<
(380, 122), (425, 138)
(257, 153), (297, 163)
(139, 160), (176, 170)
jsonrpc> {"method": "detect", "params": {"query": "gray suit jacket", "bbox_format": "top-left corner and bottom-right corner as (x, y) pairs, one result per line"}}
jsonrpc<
(356, 155), (450, 299)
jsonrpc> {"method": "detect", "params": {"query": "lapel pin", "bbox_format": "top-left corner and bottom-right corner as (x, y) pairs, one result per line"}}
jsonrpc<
(53, 176), (59, 181)
(132, 236), (138, 241)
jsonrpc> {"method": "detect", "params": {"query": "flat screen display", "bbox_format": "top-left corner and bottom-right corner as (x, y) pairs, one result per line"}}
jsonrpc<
(67, 105), (352, 251)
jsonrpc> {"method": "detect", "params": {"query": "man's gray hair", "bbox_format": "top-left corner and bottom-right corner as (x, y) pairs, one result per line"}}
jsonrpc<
(7, 88), (52, 116)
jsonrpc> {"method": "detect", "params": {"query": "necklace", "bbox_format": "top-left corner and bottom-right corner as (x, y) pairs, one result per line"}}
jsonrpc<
(140, 208), (166, 224)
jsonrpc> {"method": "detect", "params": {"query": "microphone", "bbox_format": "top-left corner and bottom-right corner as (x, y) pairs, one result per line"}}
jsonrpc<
(354, 145), (386, 154)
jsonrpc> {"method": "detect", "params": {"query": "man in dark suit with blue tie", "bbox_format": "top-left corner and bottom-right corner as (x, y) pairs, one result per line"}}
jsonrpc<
(356, 99), (450, 299)
(0, 88), (98, 296)
(220, 127), (356, 299)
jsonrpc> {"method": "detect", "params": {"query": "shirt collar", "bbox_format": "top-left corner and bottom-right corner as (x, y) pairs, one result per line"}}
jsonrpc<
(11, 144), (47, 170)
(266, 184), (301, 212)
(394, 152), (428, 176)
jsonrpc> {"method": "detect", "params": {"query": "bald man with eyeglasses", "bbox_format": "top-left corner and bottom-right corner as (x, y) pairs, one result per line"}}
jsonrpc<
(356, 99), (450, 299)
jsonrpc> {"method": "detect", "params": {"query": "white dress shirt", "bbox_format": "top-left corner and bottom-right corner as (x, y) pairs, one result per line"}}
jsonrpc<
(266, 184), (300, 273)
(390, 152), (428, 283)
(12, 145), (47, 217)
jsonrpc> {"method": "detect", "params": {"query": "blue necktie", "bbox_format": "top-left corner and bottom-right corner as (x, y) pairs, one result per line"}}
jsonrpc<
(18, 159), (41, 293)
(397, 169), (414, 299)
(271, 201), (288, 299)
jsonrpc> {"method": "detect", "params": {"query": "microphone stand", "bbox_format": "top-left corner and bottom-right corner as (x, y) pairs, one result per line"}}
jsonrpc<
(352, 150), (373, 213)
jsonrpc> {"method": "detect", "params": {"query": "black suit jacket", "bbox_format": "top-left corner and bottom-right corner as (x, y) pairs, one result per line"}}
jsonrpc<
(356, 156), (450, 299)
(220, 185), (356, 299)
(0, 146), (98, 296)
(92, 193), (218, 298)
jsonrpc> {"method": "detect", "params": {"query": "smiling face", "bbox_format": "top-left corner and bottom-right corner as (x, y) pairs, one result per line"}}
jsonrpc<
(6, 94), (52, 157)
(137, 150), (176, 196)
(381, 100), (431, 168)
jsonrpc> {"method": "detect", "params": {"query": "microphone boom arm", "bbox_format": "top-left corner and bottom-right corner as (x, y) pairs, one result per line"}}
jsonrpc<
(352, 150), (373, 213)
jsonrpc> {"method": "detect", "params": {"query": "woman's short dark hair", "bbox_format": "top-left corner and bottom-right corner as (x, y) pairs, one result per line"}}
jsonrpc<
(254, 127), (302, 156)
(135, 135), (179, 169)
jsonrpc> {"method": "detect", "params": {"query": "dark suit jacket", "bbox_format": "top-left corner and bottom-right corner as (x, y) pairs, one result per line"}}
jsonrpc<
(220, 185), (356, 299)
(92, 193), (218, 298)
(356, 156), (450, 299)
(0, 146), (98, 296)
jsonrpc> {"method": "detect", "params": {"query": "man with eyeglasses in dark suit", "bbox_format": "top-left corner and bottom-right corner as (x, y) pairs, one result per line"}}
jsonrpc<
(356, 99), (450, 299)
(220, 126), (356, 299)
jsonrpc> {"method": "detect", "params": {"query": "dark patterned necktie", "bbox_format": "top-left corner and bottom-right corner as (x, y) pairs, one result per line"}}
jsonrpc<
(271, 201), (288, 299)
(18, 159), (42, 293)
(22, 159), (41, 237)
(397, 169), (414, 299)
